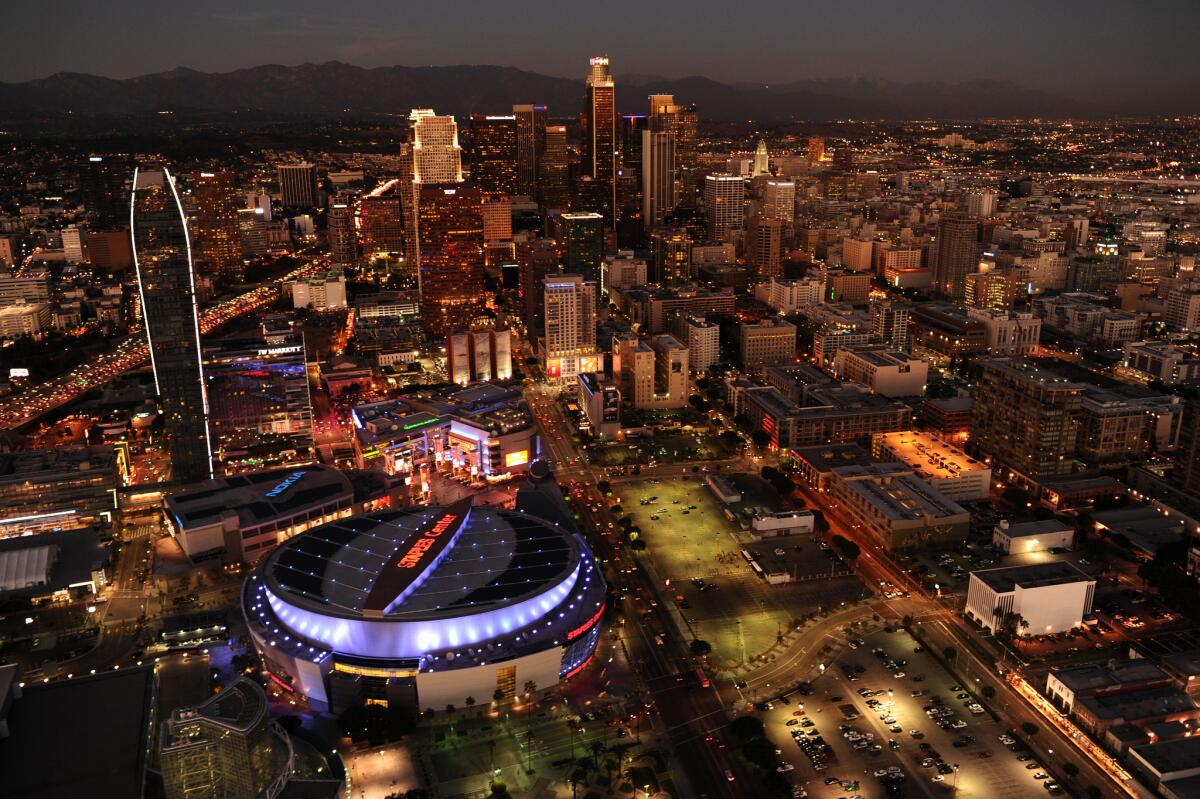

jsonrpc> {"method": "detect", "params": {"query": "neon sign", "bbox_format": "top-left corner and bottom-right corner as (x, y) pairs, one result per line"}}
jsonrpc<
(566, 601), (605, 641)
(362, 497), (473, 615)
(403, 417), (441, 431)
(265, 471), (306, 497)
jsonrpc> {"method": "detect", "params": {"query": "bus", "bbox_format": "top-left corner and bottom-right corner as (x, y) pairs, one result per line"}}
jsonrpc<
(694, 667), (711, 689)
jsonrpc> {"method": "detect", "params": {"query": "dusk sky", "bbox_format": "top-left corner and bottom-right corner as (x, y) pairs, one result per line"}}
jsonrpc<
(4, 0), (1200, 105)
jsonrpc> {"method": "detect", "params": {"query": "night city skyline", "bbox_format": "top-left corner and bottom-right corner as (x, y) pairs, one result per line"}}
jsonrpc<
(5, 6), (1200, 799)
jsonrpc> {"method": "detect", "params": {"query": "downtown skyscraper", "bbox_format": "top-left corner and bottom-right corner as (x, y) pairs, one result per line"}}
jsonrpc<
(933, 212), (981, 301)
(191, 170), (243, 280)
(131, 168), (213, 483)
(580, 56), (617, 226)
(513, 104), (548, 198)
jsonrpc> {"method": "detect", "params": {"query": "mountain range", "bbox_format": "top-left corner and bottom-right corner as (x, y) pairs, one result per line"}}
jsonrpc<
(0, 61), (1116, 122)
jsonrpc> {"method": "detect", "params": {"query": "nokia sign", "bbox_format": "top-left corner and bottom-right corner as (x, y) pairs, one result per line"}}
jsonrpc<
(265, 471), (307, 498)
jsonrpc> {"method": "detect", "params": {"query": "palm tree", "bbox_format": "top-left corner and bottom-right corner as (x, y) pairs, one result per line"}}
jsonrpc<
(465, 695), (476, 717)
(589, 739), (604, 769)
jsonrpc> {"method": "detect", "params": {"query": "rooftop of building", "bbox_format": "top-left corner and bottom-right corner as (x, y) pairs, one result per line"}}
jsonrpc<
(1050, 659), (1170, 694)
(0, 665), (155, 799)
(996, 518), (1074, 539)
(979, 358), (1084, 388)
(792, 443), (876, 474)
(833, 464), (968, 522)
(0, 445), (117, 480)
(0, 527), (108, 597)
(1133, 736), (1200, 777)
(1092, 507), (1186, 557)
(165, 465), (354, 532)
(970, 561), (1093, 593)
(1076, 684), (1199, 723)
(924, 396), (974, 412)
(873, 431), (989, 481)
(260, 500), (584, 619)
(837, 346), (920, 368)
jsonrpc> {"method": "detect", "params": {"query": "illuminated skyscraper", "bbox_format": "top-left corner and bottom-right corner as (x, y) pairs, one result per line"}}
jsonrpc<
(513, 104), (548, 197)
(543, 273), (597, 383)
(703, 173), (745, 241)
(190, 171), (243, 279)
(762, 179), (796, 225)
(642, 129), (676, 227)
(466, 115), (519, 196)
(539, 125), (570, 210)
(752, 138), (771, 176)
(648, 95), (699, 205)
(131, 168), (212, 483)
(581, 56), (617, 226)
(518, 236), (560, 340)
(410, 109), (463, 184)
(204, 317), (314, 474)
(328, 202), (357, 265)
(807, 136), (826, 164)
(933, 212), (981, 301)
(417, 183), (485, 335)
(359, 180), (404, 255)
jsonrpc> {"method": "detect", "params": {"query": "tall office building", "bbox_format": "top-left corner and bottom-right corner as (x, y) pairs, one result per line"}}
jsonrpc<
(620, 115), (648, 188)
(649, 228), (692, 285)
(277, 163), (318, 207)
(966, 189), (999, 218)
(561, 212), (605, 292)
(417, 183), (485, 335)
(871, 299), (911, 351)
(131, 168), (212, 483)
(972, 358), (1082, 482)
(359, 180), (405, 255)
(581, 56), (617, 226)
(328, 202), (357, 265)
(540, 125), (570, 210)
(748, 216), (783, 279)
(518, 236), (561, 340)
(204, 319), (314, 474)
(933, 212), (980, 301)
(543, 273), (598, 382)
(762, 179), (796, 225)
(642, 129), (676, 227)
(80, 155), (128, 231)
(752, 138), (771, 176)
(703, 173), (745, 241)
(466, 115), (519, 196)
(648, 95), (699, 206)
(190, 171), (243, 279)
(410, 109), (464, 184)
(513, 104), (548, 197)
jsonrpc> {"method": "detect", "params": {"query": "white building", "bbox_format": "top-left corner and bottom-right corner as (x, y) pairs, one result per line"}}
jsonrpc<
(992, 519), (1074, 554)
(409, 109), (463, 184)
(831, 346), (928, 397)
(965, 562), (1095, 637)
(751, 510), (815, 538)
(841, 237), (875, 272)
(703, 173), (745, 241)
(62, 225), (86, 263)
(603, 251), (647, 296)
(871, 431), (991, 501)
(0, 302), (51, 339)
(754, 277), (823, 314)
(968, 308), (1042, 356)
(291, 270), (347, 309)
(967, 190), (998, 218)
(677, 316), (720, 373)
(542, 274), (598, 383)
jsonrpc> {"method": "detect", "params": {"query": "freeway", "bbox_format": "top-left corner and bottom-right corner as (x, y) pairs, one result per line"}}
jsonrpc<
(0, 257), (330, 429)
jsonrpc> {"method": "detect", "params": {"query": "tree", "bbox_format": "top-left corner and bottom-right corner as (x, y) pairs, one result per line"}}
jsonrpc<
(830, 534), (860, 561)
(689, 639), (712, 657)
(981, 685), (995, 701)
(597, 480), (611, 495)
(729, 715), (765, 743)
(445, 703), (456, 715)
(750, 430), (771, 448)
(942, 646), (957, 662)
(589, 739), (604, 769)
(1086, 787), (1103, 799)
(465, 696), (476, 714)
(493, 689), (505, 703)
(901, 614), (914, 629)
(1020, 722), (1039, 736)
(743, 736), (776, 769)
(1063, 763), (1079, 780)
(628, 538), (646, 551)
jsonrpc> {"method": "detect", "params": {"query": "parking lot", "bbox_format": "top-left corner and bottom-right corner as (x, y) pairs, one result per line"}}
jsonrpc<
(760, 628), (1053, 799)
(617, 476), (866, 669)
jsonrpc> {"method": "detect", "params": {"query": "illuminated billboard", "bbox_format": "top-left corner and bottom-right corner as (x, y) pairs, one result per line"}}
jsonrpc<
(504, 450), (530, 468)
(362, 497), (473, 615)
